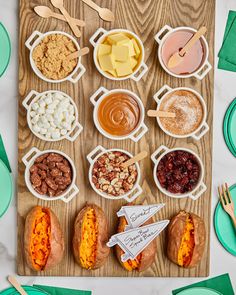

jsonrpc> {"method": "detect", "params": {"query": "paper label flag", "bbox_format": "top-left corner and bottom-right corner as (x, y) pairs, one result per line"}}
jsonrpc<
(117, 204), (165, 230)
(107, 220), (169, 262)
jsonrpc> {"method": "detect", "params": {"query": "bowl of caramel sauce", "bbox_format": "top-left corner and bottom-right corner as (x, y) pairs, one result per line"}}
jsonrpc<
(90, 87), (148, 142)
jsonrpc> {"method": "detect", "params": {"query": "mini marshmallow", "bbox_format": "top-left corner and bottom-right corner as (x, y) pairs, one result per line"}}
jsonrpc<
(29, 92), (76, 140)
(32, 103), (39, 111)
(30, 111), (36, 117)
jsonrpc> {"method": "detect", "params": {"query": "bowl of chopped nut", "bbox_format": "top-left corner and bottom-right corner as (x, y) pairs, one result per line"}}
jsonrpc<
(87, 145), (142, 202)
(22, 147), (79, 203)
(22, 90), (83, 142)
(25, 30), (86, 83)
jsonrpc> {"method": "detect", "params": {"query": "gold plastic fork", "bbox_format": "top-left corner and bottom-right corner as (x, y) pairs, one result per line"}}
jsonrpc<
(218, 183), (236, 228)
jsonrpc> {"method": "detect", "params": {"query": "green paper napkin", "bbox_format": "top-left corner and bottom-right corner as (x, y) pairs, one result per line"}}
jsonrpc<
(0, 135), (11, 172)
(172, 273), (235, 295)
(218, 10), (236, 71)
(34, 285), (92, 295)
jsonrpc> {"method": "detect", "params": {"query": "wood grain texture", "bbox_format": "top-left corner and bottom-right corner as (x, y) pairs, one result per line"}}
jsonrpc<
(18, 0), (215, 277)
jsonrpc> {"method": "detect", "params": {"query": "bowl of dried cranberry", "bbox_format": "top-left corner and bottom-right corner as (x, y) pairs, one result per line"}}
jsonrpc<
(151, 145), (206, 200)
(87, 145), (142, 202)
(22, 147), (79, 203)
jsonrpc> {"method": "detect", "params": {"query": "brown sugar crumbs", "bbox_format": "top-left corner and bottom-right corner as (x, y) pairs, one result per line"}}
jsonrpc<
(32, 34), (78, 80)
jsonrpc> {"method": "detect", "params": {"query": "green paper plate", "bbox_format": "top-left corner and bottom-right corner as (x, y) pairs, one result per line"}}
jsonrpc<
(177, 287), (222, 295)
(0, 22), (11, 77)
(1, 286), (49, 295)
(214, 184), (236, 256)
(223, 99), (236, 157)
(0, 158), (12, 218)
(227, 101), (236, 152)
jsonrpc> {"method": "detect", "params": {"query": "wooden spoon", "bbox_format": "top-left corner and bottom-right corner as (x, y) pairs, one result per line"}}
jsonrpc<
(34, 6), (85, 26)
(7, 276), (28, 295)
(167, 26), (207, 69)
(147, 110), (176, 118)
(121, 151), (148, 169)
(66, 47), (90, 61)
(50, 0), (81, 37)
(81, 0), (114, 22)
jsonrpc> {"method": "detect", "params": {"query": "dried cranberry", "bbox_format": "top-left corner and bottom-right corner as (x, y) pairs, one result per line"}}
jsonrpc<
(156, 150), (200, 194)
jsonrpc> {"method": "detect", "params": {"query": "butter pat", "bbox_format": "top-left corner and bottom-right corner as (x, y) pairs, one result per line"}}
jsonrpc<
(108, 69), (117, 77)
(107, 33), (130, 45)
(116, 60), (133, 77)
(130, 57), (138, 69)
(123, 40), (136, 56)
(99, 54), (116, 71)
(131, 38), (141, 58)
(112, 45), (129, 61)
(98, 44), (111, 56)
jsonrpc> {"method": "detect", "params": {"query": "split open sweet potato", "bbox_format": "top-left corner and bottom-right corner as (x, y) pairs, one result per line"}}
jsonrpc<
(73, 203), (110, 270)
(115, 216), (157, 272)
(167, 210), (206, 268)
(24, 206), (64, 271)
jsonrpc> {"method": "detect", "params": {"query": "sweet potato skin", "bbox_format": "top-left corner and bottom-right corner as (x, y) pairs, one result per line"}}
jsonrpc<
(73, 203), (110, 269)
(115, 216), (157, 272)
(167, 211), (206, 268)
(24, 206), (64, 271)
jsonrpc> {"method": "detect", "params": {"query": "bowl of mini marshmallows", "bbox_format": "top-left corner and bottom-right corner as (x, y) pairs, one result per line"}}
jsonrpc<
(22, 90), (83, 142)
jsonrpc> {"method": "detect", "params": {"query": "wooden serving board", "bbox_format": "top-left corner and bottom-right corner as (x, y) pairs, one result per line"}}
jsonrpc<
(18, 0), (215, 277)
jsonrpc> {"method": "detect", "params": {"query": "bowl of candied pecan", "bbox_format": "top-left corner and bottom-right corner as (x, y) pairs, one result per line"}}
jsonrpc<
(151, 145), (206, 200)
(22, 147), (79, 202)
(87, 145), (142, 202)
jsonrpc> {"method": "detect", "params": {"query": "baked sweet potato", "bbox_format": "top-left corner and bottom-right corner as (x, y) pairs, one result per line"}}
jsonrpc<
(73, 203), (110, 270)
(24, 206), (64, 271)
(115, 216), (157, 272)
(167, 210), (206, 268)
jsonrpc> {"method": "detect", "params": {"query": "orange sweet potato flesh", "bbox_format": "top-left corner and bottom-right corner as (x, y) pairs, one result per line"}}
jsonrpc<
(167, 211), (206, 268)
(177, 215), (195, 267)
(116, 216), (157, 272)
(30, 208), (51, 270)
(117, 217), (141, 271)
(24, 206), (64, 271)
(73, 204), (110, 270)
(79, 208), (98, 269)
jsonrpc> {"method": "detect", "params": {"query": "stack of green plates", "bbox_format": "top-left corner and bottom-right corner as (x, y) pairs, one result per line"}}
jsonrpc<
(1, 286), (48, 295)
(223, 98), (236, 157)
(0, 22), (11, 77)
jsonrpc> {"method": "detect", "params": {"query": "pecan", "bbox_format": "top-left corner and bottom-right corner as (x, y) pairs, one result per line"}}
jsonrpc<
(38, 169), (47, 179)
(58, 184), (68, 191)
(45, 177), (58, 190)
(30, 165), (38, 173)
(48, 188), (56, 197)
(40, 181), (48, 195)
(63, 159), (70, 167)
(48, 161), (56, 169)
(50, 168), (62, 177)
(31, 173), (41, 188)
(35, 153), (49, 163)
(56, 162), (71, 174)
(36, 163), (48, 170)
(55, 190), (64, 196)
(47, 153), (63, 162)
(54, 176), (65, 185)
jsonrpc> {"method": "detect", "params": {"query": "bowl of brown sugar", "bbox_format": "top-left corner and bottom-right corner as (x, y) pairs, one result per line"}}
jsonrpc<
(152, 85), (209, 140)
(25, 31), (86, 83)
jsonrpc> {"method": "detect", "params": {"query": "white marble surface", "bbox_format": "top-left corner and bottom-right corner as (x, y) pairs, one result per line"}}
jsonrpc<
(0, 0), (236, 294)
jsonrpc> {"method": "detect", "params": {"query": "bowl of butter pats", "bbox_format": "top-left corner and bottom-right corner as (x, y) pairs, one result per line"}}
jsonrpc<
(90, 28), (148, 82)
